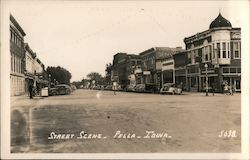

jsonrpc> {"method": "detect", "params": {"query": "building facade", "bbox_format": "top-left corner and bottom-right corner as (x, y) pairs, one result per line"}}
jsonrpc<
(111, 53), (141, 89)
(10, 14), (26, 96)
(184, 13), (241, 92)
(24, 43), (37, 92)
(139, 47), (184, 90)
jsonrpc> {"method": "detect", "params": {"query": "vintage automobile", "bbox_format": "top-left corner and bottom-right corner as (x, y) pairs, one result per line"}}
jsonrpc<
(49, 84), (72, 96)
(134, 83), (157, 93)
(134, 84), (146, 92)
(126, 84), (136, 92)
(104, 85), (113, 91)
(160, 83), (182, 95)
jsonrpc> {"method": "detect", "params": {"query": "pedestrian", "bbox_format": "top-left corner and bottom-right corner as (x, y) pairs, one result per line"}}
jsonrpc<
(212, 83), (216, 96)
(224, 82), (229, 95)
(113, 82), (118, 95)
(28, 82), (33, 99)
(229, 84), (233, 96)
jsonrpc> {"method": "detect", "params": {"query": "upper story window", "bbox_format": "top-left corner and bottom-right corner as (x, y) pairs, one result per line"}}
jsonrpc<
(212, 44), (215, 59)
(222, 42), (226, 58)
(233, 42), (241, 59)
(203, 45), (211, 62)
(227, 42), (230, 58)
(191, 50), (195, 64)
(187, 52), (191, 64)
(217, 43), (220, 58)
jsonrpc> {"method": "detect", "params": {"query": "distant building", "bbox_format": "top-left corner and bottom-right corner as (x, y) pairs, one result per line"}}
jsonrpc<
(111, 53), (141, 89)
(24, 43), (37, 92)
(24, 43), (47, 93)
(184, 13), (241, 92)
(10, 14), (26, 96)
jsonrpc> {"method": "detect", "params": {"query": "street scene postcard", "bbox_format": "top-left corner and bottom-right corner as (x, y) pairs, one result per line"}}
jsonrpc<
(0, 0), (249, 159)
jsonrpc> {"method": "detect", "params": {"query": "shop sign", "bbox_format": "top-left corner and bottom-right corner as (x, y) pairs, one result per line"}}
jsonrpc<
(134, 68), (142, 74)
(231, 32), (241, 40)
(143, 71), (151, 75)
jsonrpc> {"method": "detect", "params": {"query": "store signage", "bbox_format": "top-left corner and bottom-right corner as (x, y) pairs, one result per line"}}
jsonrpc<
(202, 69), (215, 74)
(143, 71), (151, 75)
(134, 68), (142, 74)
(231, 32), (241, 40)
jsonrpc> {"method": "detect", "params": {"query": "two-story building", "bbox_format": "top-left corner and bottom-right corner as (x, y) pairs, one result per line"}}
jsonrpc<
(139, 47), (184, 90)
(184, 13), (241, 92)
(10, 14), (26, 96)
(24, 43), (37, 92)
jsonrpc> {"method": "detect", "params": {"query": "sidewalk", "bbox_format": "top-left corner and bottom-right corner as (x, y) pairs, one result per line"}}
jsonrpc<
(11, 94), (29, 104)
(10, 94), (46, 109)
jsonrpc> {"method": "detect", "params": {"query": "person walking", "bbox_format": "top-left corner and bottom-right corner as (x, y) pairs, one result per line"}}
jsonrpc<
(229, 84), (233, 96)
(28, 82), (33, 99)
(212, 83), (216, 96)
(113, 82), (118, 95)
(224, 82), (229, 95)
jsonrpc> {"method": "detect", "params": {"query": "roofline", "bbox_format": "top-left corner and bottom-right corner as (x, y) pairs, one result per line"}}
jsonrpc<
(10, 14), (26, 36)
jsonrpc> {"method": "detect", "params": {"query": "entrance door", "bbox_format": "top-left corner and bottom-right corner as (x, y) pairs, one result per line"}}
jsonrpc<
(235, 79), (241, 92)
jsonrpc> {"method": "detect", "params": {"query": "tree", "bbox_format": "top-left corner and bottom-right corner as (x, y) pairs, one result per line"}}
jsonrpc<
(46, 66), (72, 84)
(86, 72), (104, 85)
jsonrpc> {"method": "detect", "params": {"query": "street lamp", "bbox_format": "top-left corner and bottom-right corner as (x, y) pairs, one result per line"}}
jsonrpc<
(48, 74), (51, 88)
(204, 63), (208, 96)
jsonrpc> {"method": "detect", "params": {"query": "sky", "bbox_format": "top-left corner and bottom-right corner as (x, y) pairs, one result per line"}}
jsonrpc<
(5, 0), (246, 81)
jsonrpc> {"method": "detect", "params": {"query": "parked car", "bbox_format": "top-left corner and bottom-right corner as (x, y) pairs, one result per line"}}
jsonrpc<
(160, 83), (182, 95)
(134, 84), (146, 92)
(126, 84), (136, 92)
(70, 84), (77, 91)
(104, 85), (112, 91)
(134, 83), (157, 93)
(49, 84), (72, 96)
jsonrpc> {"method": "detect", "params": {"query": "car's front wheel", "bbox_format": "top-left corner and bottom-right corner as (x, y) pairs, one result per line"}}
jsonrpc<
(66, 89), (70, 95)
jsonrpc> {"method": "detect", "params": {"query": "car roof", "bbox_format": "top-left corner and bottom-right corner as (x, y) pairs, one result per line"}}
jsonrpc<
(163, 83), (175, 86)
(56, 84), (69, 87)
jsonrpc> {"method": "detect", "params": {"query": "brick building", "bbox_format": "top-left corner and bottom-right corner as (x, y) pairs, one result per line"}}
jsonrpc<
(10, 14), (26, 96)
(184, 13), (241, 92)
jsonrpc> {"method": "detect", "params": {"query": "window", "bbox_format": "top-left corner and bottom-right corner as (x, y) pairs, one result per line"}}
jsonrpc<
(203, 46), (209, 62)
(223, 68), (229, 73)
(233, 42), (240, 59)
(227, 42), (230, 58)
(194, 50), (199, 63)
(11, 54), (13, 72)
(230, 68), (236, 73)
(217, 43), (221, 58)
(13, 55), (16, 72)
(238, 68), (241, 73)
(222, 42), (226, 58)
(209, 45), (212, 60)
(212, 44), (215, 59)
(187, 52), (191, 64)
(191, 50), (195, 64)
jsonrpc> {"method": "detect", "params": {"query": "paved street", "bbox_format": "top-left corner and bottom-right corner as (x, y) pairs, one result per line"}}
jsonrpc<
(11, 89), (241, 153)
